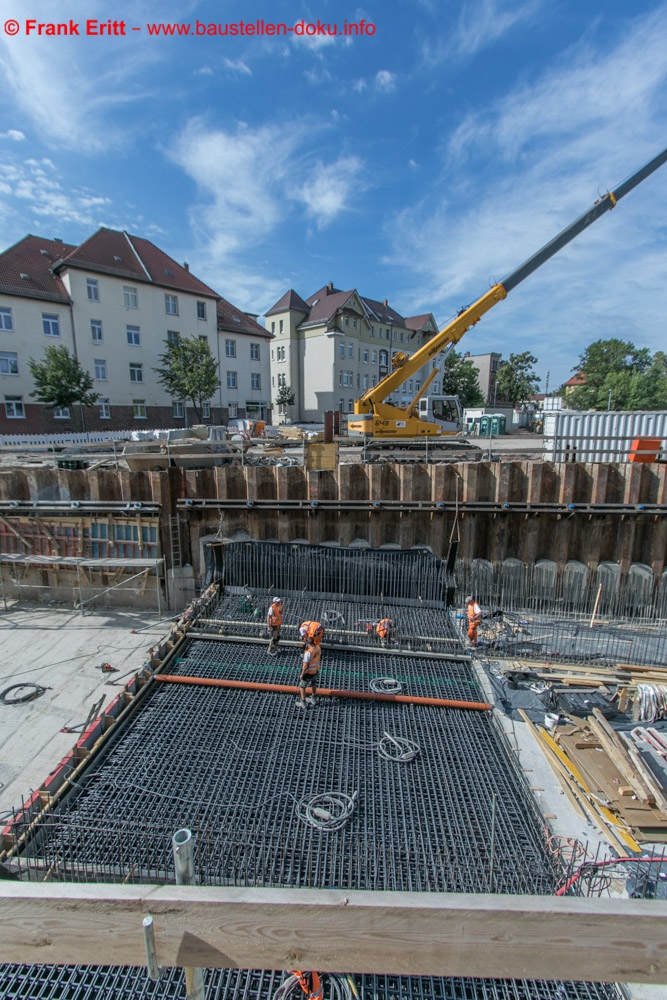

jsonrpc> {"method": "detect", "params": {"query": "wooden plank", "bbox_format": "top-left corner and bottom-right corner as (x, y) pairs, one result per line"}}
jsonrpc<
(517, 710), (588, 821)
(1, 884), (667, 983)
(589, 710), (655, 804)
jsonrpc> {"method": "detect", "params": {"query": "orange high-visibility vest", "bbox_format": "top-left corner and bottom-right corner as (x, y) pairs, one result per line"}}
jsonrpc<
(268, 602), (283, 627)
(300, 621), (324, 645)
(302, 644), (321, 675)
(467, 602), (482, 625)
(376, 618), (392, 638)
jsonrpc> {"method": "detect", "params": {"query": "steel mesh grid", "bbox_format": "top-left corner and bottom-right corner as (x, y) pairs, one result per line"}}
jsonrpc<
(16, 683), (549, 894)
(170, 639), (482, 703)
(0, 967), (622, 1000)
(219, 542), (452, 607)
(195, 595), (460, 654)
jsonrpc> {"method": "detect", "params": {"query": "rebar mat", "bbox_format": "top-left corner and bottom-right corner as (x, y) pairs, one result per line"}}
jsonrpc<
(16, 685), (547, 893)
(195, 595), (460, 653)
(218, 542), (452, 607)
(170, 639), (482, 703)
(0, 966), (622, 1000)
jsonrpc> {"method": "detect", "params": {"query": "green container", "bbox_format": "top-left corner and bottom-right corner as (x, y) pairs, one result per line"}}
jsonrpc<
(479, 415), (491, 435)
(490, 415), (506, 435)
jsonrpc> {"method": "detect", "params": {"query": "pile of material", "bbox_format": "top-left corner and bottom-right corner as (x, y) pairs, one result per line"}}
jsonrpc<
(522, 706), (667, 854)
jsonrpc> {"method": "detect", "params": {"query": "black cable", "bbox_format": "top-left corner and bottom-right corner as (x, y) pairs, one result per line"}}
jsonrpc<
(0, 682), (50, 705)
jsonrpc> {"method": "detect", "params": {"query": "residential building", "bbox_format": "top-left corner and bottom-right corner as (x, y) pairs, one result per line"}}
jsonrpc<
(462, 351), (503, 404)
(0, 230), (270, 432)
(265, 282), (440, 422)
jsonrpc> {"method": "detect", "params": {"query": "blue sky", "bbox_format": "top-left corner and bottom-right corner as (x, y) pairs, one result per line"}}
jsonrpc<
(1, 0), (667, 389)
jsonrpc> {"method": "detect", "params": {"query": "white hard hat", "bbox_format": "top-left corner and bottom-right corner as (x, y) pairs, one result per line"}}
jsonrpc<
(273, 596), (282, 603)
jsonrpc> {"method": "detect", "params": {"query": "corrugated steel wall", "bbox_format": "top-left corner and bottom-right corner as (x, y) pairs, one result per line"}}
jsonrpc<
(543, 409), (667, 462)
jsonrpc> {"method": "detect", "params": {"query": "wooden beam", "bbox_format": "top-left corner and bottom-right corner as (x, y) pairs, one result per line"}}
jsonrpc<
(1, 884), (667, 982)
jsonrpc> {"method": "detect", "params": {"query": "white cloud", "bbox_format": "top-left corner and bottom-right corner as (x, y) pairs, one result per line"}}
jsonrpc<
(387, 5), (667, 384)
(0, 130), (25, 142)
(408, 159), (419, 170)
(292, 27), (337, 51)
(422, 0), (540, 64)
(352, 78), (367, 93)
(297, 157), (363, 227)
(0, 0), (189, 152)
(194, 66), (214, 76)
(223, 58), (252, 76)
(375, 70), (396, 93)
(0, 157), (112, 229)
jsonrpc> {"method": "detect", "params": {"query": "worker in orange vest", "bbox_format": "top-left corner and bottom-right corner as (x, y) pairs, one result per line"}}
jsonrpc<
(298, 636), (321, 710)
(466, 595), (483, 646)
(266, 597), (283, 655)
(376, 617), (394, 647)
(299, 620), (324, 647)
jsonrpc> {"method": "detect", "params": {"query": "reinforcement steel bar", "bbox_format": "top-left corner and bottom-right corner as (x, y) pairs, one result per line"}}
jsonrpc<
(178, 498), (667, 514)
(154, 673), (491, 711)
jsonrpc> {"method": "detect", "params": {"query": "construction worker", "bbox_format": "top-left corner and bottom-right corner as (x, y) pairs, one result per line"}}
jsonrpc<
(266, 597), (283, 655)
(376, 617), (394, 647)
(299, 620), (324, 647)
(298, 636), (321, 710)
(466, 595), (483, 646)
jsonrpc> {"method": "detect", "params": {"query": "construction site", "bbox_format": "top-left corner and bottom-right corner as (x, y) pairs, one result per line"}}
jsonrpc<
(0, 444), (666, 1000)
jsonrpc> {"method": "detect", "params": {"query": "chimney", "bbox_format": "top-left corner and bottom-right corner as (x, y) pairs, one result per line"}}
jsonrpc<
(328, 281), (334, 292)
(183, 261), (189, 272)
(383, 298), (388, 307)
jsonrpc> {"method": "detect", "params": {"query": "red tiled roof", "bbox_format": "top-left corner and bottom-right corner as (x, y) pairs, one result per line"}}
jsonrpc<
(58, 228), (220, 298)
(405, 313), (436, 331)
(217, 297), (271, 338)
(564, 373), (586, 387)
(305, 283), (343, 306)
(265, 288), (310, 317)
(300, 290), (359, 327)
(0, 235), (74, 303)
(361, 296), (405, 327)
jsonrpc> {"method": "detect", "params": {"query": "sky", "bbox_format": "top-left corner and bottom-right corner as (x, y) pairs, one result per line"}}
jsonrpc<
(1, 0), (667, 390)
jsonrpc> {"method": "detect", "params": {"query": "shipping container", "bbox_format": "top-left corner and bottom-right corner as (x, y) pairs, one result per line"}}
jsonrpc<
(543, 409), (667, 462)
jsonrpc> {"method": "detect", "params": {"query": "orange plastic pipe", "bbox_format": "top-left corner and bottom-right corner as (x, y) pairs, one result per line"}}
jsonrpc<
(154, 674), (491, 711)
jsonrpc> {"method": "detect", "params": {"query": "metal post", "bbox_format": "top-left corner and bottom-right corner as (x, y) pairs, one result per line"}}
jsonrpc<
(488, 792), (497, 892)
(172, 829), (206, 1000)
(142, 915), (162, 980)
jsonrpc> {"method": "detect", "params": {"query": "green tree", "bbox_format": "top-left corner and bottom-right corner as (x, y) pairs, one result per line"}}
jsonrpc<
(495, 351), (540, 406)
(566, 338), (667, 410)
(440, 351), (486, 407)
(28, 346), (98, 429)
(153, 336), (221, 422)
(276, 384), (296, 408)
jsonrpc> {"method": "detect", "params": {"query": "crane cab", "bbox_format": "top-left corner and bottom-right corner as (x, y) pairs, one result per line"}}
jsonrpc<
(417, 395), (462, 433)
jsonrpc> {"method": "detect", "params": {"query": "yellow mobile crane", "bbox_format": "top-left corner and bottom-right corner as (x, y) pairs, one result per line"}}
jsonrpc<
(349, 147), (667, 438)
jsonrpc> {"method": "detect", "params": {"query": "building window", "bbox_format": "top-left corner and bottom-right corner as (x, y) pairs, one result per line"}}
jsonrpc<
(196, 301), (206, 320)
(347, 343), (353, 358)
(0, 352), (18, 375)
(42, 313), (60, 337)
(401, 332), (405, 342)
(371, 351), (377, 364)
(94, 359), (107, 381)
(165, 294), (179, 316)
(126, 325), (141, 346)
(198, 335), (208, 344)
(338, 398), (344, 411)
(348, 399), (353, 410)
(201, 401), (211, 419)
(129, 362), (143, 383)
(167, 330), (180, 346)
(53, 406), (70, 419)
(251, 373), (261, 390)
(0, 307), (13, 331)
(172, 401), (185, 419)
(271, 321), (275, 334)
(392, 330), (397, 341)
(227, 371), (237, 389)
(4, 395), (25, 418)
(99, 398), (110, 419)
(372, 376), (377, 386)
(123, 286), (138, 309)
(353, 318), (357, 329)
(86, 278), (99, 302)
(356, 373), (360, 388)
(370, 326), (375, 337)
(132, 399), (147, 419)
(225, 339), (236, 358)
(415, 380), (421, 391)
(363, 374), (369, 389)
(379, 350), (388, 366)
(363, 350), (369, 363)
(339, 343), (345, 360)
(279, 319), (284, 334)
(91, 320), (103, 342)
(228, 402), (238, 418)
(250, 343), (260, 361)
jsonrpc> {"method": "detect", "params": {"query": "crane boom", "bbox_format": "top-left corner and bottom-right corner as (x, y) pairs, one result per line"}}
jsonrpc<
(350, 146), (667, 437)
